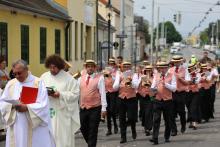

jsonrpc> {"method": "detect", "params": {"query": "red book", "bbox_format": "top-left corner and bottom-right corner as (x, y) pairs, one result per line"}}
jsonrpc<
(20, 86), (38, 104)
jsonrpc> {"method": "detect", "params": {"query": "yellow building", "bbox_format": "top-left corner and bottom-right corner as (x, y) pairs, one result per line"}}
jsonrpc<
(52, 0), (97, 73)
(0, 0), (71, 76)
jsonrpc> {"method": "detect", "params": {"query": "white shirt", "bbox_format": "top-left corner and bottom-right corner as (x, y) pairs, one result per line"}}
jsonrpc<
(78, 73), (107, 112)
(113, 71), (140, 90)
(173, 65), (191, 81)
(207, 68), (218, 81)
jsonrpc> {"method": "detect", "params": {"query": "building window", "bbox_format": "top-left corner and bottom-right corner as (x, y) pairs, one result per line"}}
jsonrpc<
(81, 23), (84, 60)
(75, 22), (78, 60)
(0, 22), (8, 62)
(40, 27), (47, 63)
(55, 29), (61, 55)
(21, 25), (29, 64)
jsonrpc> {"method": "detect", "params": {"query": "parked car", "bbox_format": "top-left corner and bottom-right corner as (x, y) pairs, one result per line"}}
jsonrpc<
(204, 44), (211, 50)
(215, 48), (220, 59)
(170, 47), (178, 54)
(210, 45), (218, 52)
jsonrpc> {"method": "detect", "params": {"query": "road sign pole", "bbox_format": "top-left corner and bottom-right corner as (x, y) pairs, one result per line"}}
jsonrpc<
(150, 0), (155, 63)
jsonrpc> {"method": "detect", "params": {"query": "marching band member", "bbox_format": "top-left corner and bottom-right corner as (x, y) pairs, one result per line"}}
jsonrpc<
(78, 60), (107, 147)
(209, 62), (219, 119)
(150, 62), (176, 145)
(135, 65), (144, 121)
(113, 61), (139, 143)
(169, 55), (191, 136)
(186, 63), (201, 130)
(199, 63), (212, 123)
(137, 65), (154, 136)
(104, 58), (119, 136)
(142, 60), (150, 66)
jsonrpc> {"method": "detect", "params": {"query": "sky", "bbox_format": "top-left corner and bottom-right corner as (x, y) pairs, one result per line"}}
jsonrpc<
(134, 0), (220, 38)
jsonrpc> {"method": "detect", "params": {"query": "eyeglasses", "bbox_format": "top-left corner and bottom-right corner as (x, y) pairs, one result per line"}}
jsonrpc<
(13, 72), (22, 76)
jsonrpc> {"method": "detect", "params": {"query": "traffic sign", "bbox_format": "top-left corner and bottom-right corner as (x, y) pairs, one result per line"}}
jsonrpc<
(116, 34), (128, 38)
(101, 41), (113, 49)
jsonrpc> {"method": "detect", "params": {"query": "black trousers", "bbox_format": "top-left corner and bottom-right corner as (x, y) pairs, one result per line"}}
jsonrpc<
(210, 83), (216, 117)
(80, 106), (101, 147)
(152, 100), (173, 140)
(200, 88), (212, 121)
(137, 93), (153, 131)
(118, 97), (138, 138)
(186, 91), (200, 122)
(106, 91), (118, 132)
(171, 91), (186, 132)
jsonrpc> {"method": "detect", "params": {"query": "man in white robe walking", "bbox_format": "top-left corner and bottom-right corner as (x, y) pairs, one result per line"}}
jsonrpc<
(41, 54), (80, 147)
(0, 59), (55, 147)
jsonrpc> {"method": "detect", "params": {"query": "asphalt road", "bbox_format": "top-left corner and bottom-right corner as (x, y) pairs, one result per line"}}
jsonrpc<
(0, 47), (219, 147)
(177, 47), (215, 61)
(74, 96), (220, 147)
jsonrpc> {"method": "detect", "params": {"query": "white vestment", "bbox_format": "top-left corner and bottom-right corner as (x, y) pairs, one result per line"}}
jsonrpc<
(0, 88), (5, 130)
(0, 73), (55, 147)
(41, 70), (80, 147)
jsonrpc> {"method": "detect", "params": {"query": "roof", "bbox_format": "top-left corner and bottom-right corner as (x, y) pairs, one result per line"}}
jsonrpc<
(98, 14), (116, 32)
(0, 0), (71, 21)
(99, 0), (120, 15)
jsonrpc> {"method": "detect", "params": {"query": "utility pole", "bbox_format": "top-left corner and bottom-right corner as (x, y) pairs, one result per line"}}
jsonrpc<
(150, 0), (155, 64)
(131, 26), (134, 63)
(156, 7), (160, 61)
(217, 20), (219, 47)
(96, 0), (99, 66)
(165, 25), (167, 48)
(120, 0), (125, 56)
(107, 0), (112, 60)
(135, 24), (138, 70)
(212, 23), (215, 46)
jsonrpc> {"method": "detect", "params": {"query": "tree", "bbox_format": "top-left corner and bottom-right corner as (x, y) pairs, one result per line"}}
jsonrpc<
(143, 22), (151, 44)
(200, 29), (209, 45)
(165, 21), (182, 44)
(153, 21), (182, 45)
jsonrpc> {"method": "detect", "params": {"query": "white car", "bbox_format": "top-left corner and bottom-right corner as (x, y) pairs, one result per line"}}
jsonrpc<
(210, 45), (218, 52)
(170, 47), (178, 54)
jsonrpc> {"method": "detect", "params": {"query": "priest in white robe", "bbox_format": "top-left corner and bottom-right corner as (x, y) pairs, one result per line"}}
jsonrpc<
(41, 54), (80, 147)
(0, 59), (55, 147)
(0, 88), (5, 131)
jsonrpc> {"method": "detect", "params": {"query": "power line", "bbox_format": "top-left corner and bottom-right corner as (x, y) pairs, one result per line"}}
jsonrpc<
(183, 0), (216, 5)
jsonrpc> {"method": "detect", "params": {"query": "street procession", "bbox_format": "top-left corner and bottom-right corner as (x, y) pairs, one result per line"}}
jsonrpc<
(1, 0), (220, 147)
(0, 51), (219, 147)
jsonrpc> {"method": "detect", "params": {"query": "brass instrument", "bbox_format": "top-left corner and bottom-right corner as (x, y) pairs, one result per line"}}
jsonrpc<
(102, 69), (111, 78)
(141, 75), (152, 87)
(125, 78), (132, 87)
(123, 70), (133, 88)
(73, 71), (81, 79)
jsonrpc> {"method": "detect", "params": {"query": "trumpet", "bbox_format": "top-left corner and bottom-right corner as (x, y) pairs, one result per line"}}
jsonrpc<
(125, 78), (132, 87)
(73, 71), (81, 79)
(141, 75), (152, 87)
(102, 69), (111, 78)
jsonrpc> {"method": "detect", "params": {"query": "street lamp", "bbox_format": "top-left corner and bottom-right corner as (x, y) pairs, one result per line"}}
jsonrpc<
(106, 0), (113, 60)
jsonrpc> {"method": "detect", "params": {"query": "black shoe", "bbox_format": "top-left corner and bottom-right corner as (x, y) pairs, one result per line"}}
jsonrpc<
(189, 123), (193, 128)
(106, 131), (112, 136)
(165, 139), (170, 143)
(145, 130), (151, 136)
(205, 119), (209, 123)
(150, 139), (158, 145)
(132, 131), (137, 140)
(181, 126), (186, 133)
(171, 131), (177, 136)
(192, 125), (197, 130)
(114, 127), (118, 134)
(120, 138), (127, 144)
